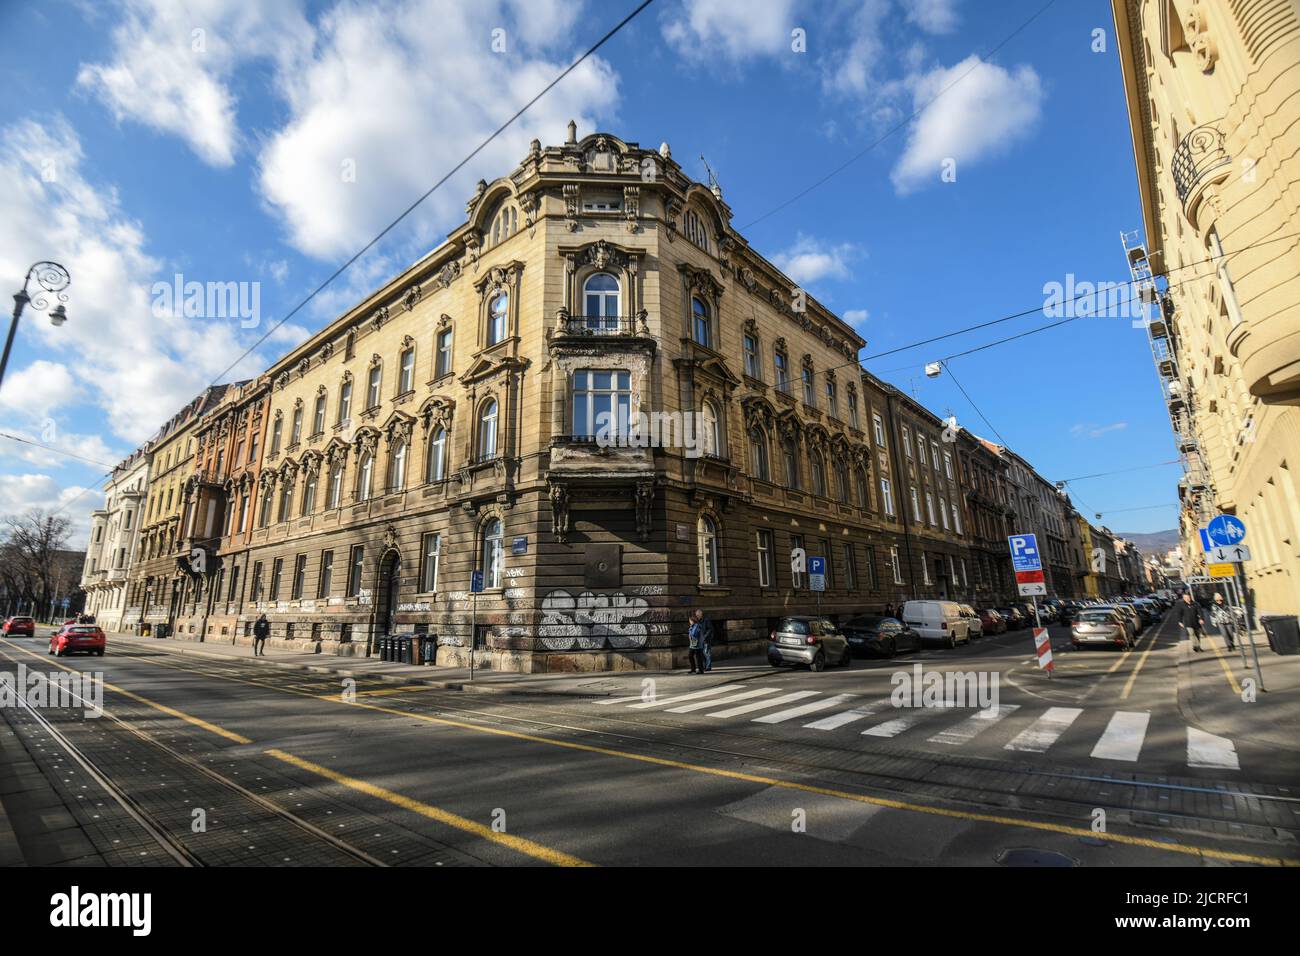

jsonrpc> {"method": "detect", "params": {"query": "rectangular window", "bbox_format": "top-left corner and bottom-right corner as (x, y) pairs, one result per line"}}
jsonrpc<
(338, 380), (352, 422)
(347, 545), (365, 597)
(270, 418), (282, 455)
(250, 561), (264, 601)
(916, 437), (927, 467)
(367, 366), (382, 409)
(872, 413), (885, 447)
(881, 478), (895, 516)
(890, 546), (904, 585)
(572, 370), (631, 439)
(865, 546), (879, 589)
(902, 426), (912, 457)
(743, 334), (760, 379)
(922, 554), (932, 586)
(952, 503), (963, 536)
(791, 533), (805, 589)
(848, 393), (860, 429)
(939, 496), (949, 530)
(802, 368), (815, 406)
(228, 564), (240, 603)
(910, 485), (921, 522)
(842, 543), (857, 591)
(931, 441), (941, 472)
(291, 408), (303, 446)
(269, 558), (283, 600)
(291, 553), (307, 600)
(774, 351), (789, 392)
(435, 328), (453, 378)
(317, 550), (334, 599)
(399, 348), (415, 394)
(943, 451), (954, 480)
(756, 530), (774, 588)
(825, 380), (838, 418)
(926, 492), (936, 525)
(313, 395), (326, 435)
(420, 532), (441, 593)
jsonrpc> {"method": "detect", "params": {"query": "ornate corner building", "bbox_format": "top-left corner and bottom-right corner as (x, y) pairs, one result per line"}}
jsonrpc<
(1113, 0), (1300, 614)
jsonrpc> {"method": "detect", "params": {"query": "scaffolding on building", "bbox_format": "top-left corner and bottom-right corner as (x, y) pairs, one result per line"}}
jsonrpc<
(1120, 230), (1215, 564)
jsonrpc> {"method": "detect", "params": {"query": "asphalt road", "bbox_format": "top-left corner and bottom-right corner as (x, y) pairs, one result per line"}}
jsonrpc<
(2, 617), (1297, 867)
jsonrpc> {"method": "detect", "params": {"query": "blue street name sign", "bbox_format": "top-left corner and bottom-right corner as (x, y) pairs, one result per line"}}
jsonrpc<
(1206, 514), (1246, 547)
(1007, 533), (1042, 573)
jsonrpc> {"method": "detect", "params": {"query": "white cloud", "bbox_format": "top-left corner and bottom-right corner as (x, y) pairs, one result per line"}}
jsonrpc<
(843, 308), (869, 324)
(1071, 422), (1128, 439)
(257, 0), (619, 260)
(0, 117), (278, 445)
(771, 234), (861, 285)
(0, 473), (102, 546)
(822, 0), (891, 97)
(0, 360), (84, 421)
(906, 0), (960, 34)
(891, 55), (1044, 194)
(662, 0), (799, 62)
(76, 0), (313, 167)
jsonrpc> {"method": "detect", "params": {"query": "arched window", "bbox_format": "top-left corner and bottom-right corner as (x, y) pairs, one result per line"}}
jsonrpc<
(835, 460), (849, 503)
(811, 452), (827, 497)
(327, 461), (344, 509)
(783, 438), (800, 488)
(487, 293), (509, 345)
(357, 451), (374, 501)
(301, 469), (318, 514)
(684, 209), (709, 252)
(481, 518), (504, 589)
(855, 468), (870, 509)
(748, 427), (769, 481)
(691, 296), (712, 348)
(389, 439), (408, 492)
(426, 426), (447, 482)
(478, 399), (498, 460)
(583, 273), (620, 331)
(278, 480), (293, 522)
(697, 515), (718, 585)
(489, 202), (517, 247)
(700, 400), (720, 457)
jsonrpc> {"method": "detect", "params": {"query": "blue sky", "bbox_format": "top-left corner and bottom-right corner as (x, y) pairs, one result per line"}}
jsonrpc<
(0, 0), (1181, 546)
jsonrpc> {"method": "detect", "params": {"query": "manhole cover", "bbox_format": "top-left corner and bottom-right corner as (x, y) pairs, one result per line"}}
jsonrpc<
(996, 847), (1078, 867)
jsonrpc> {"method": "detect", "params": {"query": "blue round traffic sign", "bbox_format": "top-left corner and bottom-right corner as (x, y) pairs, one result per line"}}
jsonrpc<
(1206, 514), (1246, 547)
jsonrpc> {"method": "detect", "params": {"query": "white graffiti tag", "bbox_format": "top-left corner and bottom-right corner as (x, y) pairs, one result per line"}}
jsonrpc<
(537, 590), (650, 651)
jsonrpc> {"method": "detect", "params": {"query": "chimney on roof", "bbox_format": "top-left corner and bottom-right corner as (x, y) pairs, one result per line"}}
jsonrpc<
(565, 119), (577, 145)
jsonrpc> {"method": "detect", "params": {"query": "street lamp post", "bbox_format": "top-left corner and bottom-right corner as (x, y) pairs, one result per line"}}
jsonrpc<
(1, 261), (70, 390)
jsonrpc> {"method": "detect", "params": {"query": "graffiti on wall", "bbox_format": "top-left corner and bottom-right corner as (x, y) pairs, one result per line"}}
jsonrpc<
(538, 589), (651, 651)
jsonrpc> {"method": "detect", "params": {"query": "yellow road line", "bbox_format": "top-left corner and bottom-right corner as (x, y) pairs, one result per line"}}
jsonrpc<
(29, 639), (1294, 867)
(1206, 634), (1243, 696)
(264, 749), (592, 867)
(1121, 628), (1161, 700)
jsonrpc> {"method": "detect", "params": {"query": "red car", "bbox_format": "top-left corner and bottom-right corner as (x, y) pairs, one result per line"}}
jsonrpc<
(978, 608), (1007, 635)
(2, 616), (35, 637)
(48, 624), (106, 657)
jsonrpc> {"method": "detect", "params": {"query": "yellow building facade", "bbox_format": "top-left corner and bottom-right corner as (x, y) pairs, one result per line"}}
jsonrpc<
(1113, 0), (1300, 615)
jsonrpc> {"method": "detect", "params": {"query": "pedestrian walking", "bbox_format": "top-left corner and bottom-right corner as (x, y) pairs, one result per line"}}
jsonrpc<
(692, 609), (714, 672)
(253, 613), (270, 657)
(1177, 592), (1206, 652)
(883, 602), (895, 619)
(1211, 593), (1236, 651)
(686, 614), (706, 674)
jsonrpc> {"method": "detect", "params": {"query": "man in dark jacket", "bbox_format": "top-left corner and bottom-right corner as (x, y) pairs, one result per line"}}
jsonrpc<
(1177, 593), (1205, 652)
(253, 614), (270, 656)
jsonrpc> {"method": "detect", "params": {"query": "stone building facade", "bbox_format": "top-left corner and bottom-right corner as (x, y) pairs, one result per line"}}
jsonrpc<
(1114, 0), (1300, 614)
(81, 447), (150, 632)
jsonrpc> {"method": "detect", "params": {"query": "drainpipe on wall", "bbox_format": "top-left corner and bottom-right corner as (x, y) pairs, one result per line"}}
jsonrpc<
(884, 392), (918, 601)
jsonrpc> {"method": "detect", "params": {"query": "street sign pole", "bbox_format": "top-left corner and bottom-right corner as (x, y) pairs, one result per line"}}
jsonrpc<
(1233, 563), (1265, 693)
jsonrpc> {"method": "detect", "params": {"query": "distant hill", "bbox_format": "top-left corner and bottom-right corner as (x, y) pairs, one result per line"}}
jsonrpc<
(1115, 529), (1180, 554)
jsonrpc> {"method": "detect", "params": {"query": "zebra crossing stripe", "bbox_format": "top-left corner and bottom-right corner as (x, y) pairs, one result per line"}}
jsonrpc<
(753, 694), (858, 724)
(666, 687), (779, 714)
(1004, 706), (1083, 752)
(1187, 727), (1240, 770)
(803, 701), (891, 731)
(1090, 711), (1150, 762)
(625, 683), (744, 710)
(928, 704), (1020, 746)
(862, 707), (951, 738)
(707, 691), (819, 719)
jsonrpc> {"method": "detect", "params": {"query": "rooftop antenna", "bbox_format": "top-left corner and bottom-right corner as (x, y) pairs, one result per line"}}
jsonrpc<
(699, 155), (722, 199)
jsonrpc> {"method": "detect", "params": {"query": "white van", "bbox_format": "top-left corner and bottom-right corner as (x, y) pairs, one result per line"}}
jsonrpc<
(900, 600), (971, 648)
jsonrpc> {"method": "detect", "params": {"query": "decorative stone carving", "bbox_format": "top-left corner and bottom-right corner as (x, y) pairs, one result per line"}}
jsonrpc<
(434, 260), (461, 289)
(401, 284), (422, 312)
(370, 305), (388, 332)
(563, 183), (580, 231)
(623, 185), (640, 232)
(666, 198), (682, 240)
(549, 482), (570, 543)
(635, 479), (654, 541)
(739, 266), (757, 291)
(383, 523), (399, 553)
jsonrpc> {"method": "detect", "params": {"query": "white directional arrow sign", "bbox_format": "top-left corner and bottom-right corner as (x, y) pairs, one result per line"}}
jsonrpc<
(1209, 544), (1251, 563)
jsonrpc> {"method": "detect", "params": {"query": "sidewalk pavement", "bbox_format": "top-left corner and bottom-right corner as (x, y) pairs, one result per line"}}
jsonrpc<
(1176, 621), (1300, 753)
(98, 630), (774, 700)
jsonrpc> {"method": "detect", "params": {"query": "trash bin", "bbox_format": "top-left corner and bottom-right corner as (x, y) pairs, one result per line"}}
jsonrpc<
(381, 637), (393, 662)
(399, 635), (412, 664)
(1260, 615), (1299, 656)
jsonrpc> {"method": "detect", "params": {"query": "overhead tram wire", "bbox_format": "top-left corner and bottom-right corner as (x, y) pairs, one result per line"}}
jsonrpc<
(0, 432), (115, 469)
(1055, 460), (1182, 484)
(739, 0), (1060, 232)
(204, 0), (656, 390)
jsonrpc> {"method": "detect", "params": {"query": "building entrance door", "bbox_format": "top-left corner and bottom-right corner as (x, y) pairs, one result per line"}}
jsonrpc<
(376, 551), (401, 637)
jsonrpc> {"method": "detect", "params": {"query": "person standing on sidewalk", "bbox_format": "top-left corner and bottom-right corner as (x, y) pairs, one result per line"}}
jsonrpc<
(692, 609), (715, 673)
(1177, 592), (1206, 652)
(686, 614), (706, 674)
(253, 614), (270, 657)
(1210, 593), (1237, 651)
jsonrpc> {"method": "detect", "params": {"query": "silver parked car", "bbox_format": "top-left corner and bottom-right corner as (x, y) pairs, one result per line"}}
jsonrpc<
(768, 616), (852, 671)
(1070, 608), (1134, 650)
(958, 604), (984, 639)
(1090, 605), (1137, 647)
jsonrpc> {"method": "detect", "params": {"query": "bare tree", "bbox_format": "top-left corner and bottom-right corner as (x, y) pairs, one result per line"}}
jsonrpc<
(0, 509), (74, 618)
